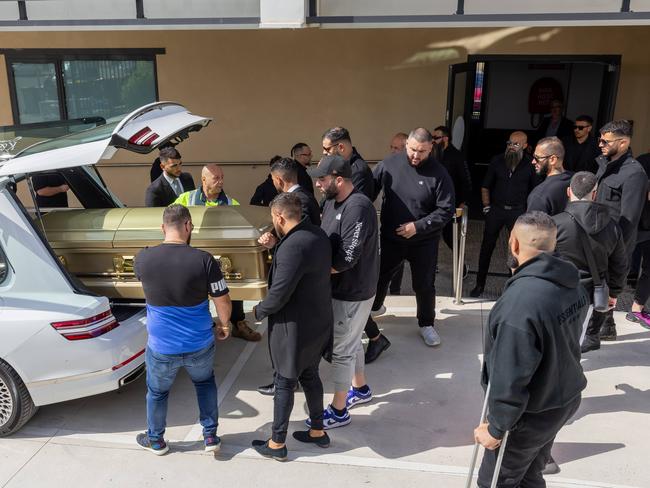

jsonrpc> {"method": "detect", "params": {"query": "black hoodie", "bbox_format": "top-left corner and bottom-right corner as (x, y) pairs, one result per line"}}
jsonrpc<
(553, 200), (627, 298)
(482, 253), (588, 439)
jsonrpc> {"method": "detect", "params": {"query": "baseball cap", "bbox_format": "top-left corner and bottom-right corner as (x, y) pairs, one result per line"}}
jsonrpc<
(308, 155), (352, 179)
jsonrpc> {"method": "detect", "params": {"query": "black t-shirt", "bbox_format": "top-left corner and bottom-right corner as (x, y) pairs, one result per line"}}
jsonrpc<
(134, 243), (229, 354)
(32, 173), (68, 208)
(526, 171), (572, 216)
(321, 191), (379, 302)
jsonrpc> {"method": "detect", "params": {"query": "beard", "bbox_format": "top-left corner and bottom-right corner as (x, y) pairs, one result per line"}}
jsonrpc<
(506, 248), (519, 270)
(504, 149), (523, 171)
(273, 222), (284, 239)
(186, 233), (192, 246)
(322, 179), (339, 200)
(536, 161), (549, 177)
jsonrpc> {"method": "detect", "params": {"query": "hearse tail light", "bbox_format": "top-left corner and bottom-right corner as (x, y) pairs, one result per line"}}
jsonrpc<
(128, 127), (159, 146)
(51, 309), (120, 341)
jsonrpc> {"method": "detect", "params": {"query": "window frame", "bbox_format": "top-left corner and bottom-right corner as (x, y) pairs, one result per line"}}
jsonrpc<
(2, 48), (165, 124)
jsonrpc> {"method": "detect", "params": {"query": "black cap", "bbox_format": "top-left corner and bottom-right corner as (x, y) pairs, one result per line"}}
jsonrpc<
(308, 155), (352, 178)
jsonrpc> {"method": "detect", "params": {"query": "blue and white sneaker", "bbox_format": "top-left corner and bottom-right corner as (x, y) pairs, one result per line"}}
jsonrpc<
(305, 404), (351, 430)
(346, 386), (373, 409)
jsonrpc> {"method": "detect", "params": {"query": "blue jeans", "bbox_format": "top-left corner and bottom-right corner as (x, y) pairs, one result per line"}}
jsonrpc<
(145, 343), (218, 441)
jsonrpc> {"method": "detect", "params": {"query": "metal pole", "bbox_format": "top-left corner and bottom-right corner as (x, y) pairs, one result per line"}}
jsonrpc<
(452, 208), (460, 300)
(455, 206), (468, 304)
(490, 431), (510, 488)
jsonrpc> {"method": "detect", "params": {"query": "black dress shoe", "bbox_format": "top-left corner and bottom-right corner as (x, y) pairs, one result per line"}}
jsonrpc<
(257, 383), (275, 395)
(292, 431), (330, 448)
(257, 382), (299, 395)
(252, 439), (288, 461)
(469, 284), (484, 298)
(365, 334), (391, 364)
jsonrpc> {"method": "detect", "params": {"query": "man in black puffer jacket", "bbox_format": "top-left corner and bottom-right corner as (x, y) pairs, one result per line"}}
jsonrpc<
(553, 172), (627, 353)
(474, 212), (588, 488)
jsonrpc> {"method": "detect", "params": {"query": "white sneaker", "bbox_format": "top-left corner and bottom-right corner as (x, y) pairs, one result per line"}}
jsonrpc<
(420, 326), (441, 347)
(370, 304), (387, 317)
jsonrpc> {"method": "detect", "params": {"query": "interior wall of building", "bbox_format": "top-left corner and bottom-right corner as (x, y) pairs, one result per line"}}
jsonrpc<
(2, 26), (650, 206)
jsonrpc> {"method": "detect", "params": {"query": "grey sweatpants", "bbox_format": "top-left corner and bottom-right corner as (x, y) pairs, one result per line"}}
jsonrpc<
(331, 296), (375, 393)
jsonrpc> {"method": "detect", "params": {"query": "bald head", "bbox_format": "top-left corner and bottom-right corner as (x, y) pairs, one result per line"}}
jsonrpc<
(202, 164), (225, 199)
(509, 131), (528, 147)
(510, 212), (557, 268)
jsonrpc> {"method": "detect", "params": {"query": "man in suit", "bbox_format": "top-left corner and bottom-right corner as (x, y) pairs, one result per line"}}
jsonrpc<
(291, 143), (315, 195)
(145, 147), (195, 207)
(251, 193), (333, 460)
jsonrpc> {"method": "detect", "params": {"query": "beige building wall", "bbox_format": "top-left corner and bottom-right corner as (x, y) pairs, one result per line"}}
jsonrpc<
(2, 26), (650, 206)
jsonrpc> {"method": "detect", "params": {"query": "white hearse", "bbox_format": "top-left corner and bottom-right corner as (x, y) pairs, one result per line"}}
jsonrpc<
(0, 102), (211, 436)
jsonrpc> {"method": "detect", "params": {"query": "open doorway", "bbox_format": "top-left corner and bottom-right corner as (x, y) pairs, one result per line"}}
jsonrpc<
(445, 54), (621, 215)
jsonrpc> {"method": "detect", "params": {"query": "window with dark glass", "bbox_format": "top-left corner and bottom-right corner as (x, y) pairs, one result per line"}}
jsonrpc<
(3, 49), (162, 124)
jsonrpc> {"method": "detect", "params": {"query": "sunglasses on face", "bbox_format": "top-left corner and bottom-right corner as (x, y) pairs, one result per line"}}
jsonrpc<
(598, 138), (623, 146)
(533, 154), (554, 162)
(574, 125), (590, 130)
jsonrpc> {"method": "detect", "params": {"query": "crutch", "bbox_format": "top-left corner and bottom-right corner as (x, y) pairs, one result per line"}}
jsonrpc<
(465, 381), (510, 488)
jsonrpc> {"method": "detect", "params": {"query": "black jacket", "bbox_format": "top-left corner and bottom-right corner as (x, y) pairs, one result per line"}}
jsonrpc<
(634, 153), (650, 237)
(482, 253), (588, 439)
(250, 175), (278, 207)
(350, 148), (374, 200)
(291, 185), (321, 226)
(254, 220), (333, 378)
(562, 135), (600, 173)
(439, 144), (472, 206)
(373, 151), (455, 243)
(595, 150), (648, 258)
(145, 173), (195, 207)
(296, 163), (315, 195)
(554, 201), (628, 298)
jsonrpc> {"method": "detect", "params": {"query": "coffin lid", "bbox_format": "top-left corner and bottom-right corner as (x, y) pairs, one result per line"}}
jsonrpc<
(42, 205), (272, 249)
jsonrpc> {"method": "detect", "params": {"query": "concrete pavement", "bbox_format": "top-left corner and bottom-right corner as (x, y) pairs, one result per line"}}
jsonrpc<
(1, 296), (649, 488)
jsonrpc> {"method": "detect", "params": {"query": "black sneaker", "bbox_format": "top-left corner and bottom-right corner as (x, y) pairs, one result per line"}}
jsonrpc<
(365, 334), (391, 364)
(292, 430), (330, 448)
(252, 439), (288, 461)
(136, 432), (169, 456)
(542, 456), (560, 475)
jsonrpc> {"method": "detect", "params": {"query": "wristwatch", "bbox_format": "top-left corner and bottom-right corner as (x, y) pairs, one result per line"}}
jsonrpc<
(482, 205), (491, 215)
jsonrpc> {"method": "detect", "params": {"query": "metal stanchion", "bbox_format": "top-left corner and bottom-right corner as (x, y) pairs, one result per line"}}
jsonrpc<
(454, 206), (468, 304)
(452, 208), (461, 299)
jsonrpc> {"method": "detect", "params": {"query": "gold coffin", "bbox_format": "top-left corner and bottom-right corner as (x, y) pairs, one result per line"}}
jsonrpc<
(41, 205), (272, 301)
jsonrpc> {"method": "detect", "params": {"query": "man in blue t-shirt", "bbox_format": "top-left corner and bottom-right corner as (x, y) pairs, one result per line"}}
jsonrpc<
(134, 204), (232, 455)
